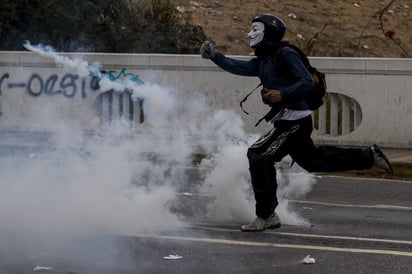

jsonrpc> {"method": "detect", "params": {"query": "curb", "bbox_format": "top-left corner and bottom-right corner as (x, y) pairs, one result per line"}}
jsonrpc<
(332, 161), (412, 180)
(386, 161), (412, 178)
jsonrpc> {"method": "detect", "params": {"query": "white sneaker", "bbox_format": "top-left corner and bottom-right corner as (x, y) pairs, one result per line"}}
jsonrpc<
(240, 213), (281, 232)
(371, 144), (393, 174)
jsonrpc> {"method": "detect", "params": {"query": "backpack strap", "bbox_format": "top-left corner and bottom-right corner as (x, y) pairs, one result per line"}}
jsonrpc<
(239, 81), (284, 126)
(254, 103), (283, 127)
(239, 82), (262, 115)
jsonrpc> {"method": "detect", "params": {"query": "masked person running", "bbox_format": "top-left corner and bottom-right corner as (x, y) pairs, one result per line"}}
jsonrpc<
(200, 14), (393, 232)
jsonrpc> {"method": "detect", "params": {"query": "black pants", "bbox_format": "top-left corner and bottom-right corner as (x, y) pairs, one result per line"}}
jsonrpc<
(247, 115), (373, 219)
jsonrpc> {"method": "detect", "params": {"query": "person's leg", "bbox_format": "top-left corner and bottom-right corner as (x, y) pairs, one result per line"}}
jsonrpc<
(242, 124), (299, 232)
(288, 116), (391, 173)
(247, 148), (279, 219)
(246, 126), (293, 218)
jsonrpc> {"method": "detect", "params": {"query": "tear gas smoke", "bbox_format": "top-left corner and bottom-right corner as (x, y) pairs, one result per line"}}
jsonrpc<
(3, 42), (316, 238)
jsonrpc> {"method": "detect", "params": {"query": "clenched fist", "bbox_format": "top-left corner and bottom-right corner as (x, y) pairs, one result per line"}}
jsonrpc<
(200, 41), (215, 59)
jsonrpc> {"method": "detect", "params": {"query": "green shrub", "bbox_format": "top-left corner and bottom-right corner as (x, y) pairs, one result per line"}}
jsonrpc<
(0, 0), (207, 53)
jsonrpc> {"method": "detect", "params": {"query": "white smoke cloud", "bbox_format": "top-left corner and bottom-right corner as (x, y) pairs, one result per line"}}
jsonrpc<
(199, 141), (255, 223)
(23, 41), (95, 78)
(3, 42), (317, 238)
(276, 156), (317, 226)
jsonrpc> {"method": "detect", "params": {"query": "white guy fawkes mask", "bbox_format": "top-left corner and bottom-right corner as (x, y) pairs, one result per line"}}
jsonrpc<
(248, 22), (265, 47)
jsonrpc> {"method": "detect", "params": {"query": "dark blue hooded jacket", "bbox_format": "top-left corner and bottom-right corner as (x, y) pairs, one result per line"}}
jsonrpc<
(210, 46), (314, 110)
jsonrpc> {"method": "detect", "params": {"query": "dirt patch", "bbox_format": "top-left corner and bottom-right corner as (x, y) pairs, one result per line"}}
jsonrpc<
(175, 0), (412, 57)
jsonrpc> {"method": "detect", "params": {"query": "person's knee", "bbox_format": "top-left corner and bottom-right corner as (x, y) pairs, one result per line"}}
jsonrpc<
(247, 147), (259, 161)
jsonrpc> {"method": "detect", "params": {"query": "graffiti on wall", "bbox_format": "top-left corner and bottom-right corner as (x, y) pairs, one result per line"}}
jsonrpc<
(0, 72), (100, 98)
(106, 68), (144, 85)
(0, 69), (144, 98)
(0, 69), (145, 123)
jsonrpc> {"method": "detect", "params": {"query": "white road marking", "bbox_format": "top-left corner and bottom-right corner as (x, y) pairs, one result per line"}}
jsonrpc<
(176, 192), (412, 211)
(190, 225), (412, 246)
(311, 174), (412, 184)
(182, 166), (412, 184)
(133, 234), (412, 257)
(290, 200), (412, 211)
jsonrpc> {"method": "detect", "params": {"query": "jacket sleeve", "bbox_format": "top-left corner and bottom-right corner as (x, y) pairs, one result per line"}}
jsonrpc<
(210, 52), (260, 77)
(278, 47), (314, 103)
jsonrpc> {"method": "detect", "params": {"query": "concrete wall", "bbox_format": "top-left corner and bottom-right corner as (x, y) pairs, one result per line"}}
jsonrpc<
(0, 51), (411, 148)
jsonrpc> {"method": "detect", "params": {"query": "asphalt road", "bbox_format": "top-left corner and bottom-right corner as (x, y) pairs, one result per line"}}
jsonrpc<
(1, 173), (411, 274)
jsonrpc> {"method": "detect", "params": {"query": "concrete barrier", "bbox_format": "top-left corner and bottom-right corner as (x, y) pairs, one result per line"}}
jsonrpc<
(0, 51), (411, 148)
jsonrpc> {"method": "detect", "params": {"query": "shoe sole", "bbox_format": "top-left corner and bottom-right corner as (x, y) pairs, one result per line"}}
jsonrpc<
(372, 144), (394, 174)
(240, 222), (281, 232)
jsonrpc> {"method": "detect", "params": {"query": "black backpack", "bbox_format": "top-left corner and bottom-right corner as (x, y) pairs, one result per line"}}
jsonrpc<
(240, 44), (327, 126)
(277, 44), (327, 111)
